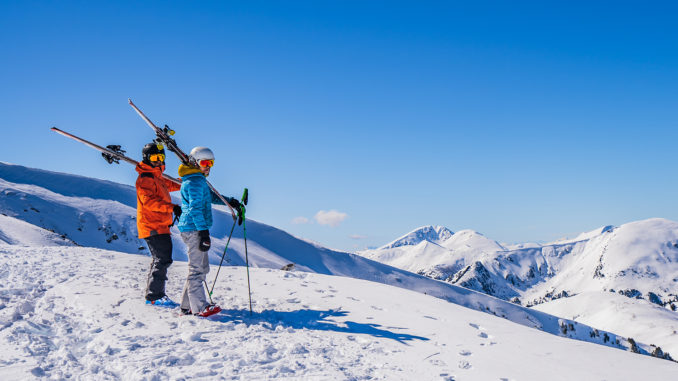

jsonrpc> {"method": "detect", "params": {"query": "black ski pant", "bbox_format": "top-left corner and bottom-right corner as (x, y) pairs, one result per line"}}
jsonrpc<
(144, 233), (173, 301)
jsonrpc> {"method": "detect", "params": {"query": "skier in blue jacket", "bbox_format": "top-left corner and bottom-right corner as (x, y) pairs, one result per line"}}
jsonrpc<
(177, 146), (243, 317)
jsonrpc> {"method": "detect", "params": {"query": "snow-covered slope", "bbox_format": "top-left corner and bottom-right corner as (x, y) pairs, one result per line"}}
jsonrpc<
(0, 214), (73, 247)
(521, 219), (678, 307)
(533, 291), (678, 357)
(1, 246), (676, 380)
(1, 162), (675, 365)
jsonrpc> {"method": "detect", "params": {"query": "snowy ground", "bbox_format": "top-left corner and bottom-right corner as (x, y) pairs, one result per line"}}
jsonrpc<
(1, 246), (676, 380)
(533, 291), (678, 356)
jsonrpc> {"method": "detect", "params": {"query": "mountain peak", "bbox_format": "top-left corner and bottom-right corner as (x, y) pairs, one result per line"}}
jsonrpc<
(380, 225), (454, 249)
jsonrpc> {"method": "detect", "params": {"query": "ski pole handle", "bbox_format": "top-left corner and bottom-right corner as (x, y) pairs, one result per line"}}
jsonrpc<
(241, 188), (249, 206)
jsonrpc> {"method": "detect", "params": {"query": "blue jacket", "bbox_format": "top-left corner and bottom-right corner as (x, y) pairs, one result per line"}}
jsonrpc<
(177, 166), (224, 232)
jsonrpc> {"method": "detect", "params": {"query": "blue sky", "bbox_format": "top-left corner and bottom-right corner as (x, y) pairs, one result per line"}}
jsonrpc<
(2, 1), (677, 251)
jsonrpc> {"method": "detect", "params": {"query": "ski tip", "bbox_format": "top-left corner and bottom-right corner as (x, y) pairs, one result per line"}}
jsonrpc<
(128, 98), (133, 104)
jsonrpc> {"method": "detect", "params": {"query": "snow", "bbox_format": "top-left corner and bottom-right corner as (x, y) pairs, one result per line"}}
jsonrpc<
(0, 214), (73, 246)
(360, 227), (506, 278)
(533, 291), (678, 356)
(379, 225), (454, 249)
(1, 246), (676, 380)
(1, 162), (678, 379)
(357, 218), (678, 363)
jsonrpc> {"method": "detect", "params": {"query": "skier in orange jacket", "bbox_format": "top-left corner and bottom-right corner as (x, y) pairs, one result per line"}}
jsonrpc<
(135, 142), (182, 306)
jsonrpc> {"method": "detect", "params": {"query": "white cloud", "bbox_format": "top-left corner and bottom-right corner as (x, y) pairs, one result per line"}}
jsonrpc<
(314, 210), (348, 227)
(291, 216), (310, 225)
(349, 234), (368, 240)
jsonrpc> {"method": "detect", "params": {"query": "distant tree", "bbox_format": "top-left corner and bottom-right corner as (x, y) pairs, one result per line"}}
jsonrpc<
(627, 338), (640, 353)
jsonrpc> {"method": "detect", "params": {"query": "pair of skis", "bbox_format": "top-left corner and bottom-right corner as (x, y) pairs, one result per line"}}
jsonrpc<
(52, 100), (253, 314)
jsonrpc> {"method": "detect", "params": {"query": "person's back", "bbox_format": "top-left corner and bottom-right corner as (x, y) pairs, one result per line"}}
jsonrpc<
(135, 142), (181, 306)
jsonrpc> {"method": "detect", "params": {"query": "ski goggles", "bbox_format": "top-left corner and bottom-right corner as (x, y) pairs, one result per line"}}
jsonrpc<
(198, 159), (214, 168)
(149, 153), (165, 162)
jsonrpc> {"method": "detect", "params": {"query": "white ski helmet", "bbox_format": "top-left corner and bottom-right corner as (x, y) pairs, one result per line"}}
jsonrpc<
(189, 146), (215, 166)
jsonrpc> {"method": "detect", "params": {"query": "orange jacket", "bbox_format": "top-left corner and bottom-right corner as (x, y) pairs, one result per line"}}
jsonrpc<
(135, 162), (181, 238)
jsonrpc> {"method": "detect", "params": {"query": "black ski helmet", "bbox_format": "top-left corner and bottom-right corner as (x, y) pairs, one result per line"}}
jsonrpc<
(142, 142), (165, 164)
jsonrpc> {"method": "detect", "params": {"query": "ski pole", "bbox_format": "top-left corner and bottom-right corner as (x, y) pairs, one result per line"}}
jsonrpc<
(241, 188), (253, 315)
(204, 280), (214, 305)
(208, 188), (249, 300)
(209, 219), (237, 296)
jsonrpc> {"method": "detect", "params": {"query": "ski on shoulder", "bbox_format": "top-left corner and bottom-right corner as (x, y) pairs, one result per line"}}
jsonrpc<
(128, 99), (237, 220)
(50, 127), (181, 186)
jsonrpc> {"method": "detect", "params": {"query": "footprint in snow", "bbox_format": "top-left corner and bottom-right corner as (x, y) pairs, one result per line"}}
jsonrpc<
(459, 350), (472, 356)
(429, 358), (447, 367)
(458, 360), (472, 370)
(469, 322), (495, 342)
(183, 331), (208, 342)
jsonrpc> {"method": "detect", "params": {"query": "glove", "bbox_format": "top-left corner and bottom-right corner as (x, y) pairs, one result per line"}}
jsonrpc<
(173, 204), (182, 218)
(227, 197), (245, 225)
(198, 230), (211, 252)
(227, 197), (243, 211)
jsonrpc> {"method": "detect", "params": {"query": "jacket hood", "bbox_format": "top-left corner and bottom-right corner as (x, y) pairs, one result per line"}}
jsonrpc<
(178, 163), (204, 178)
(136, 161), (165, 175)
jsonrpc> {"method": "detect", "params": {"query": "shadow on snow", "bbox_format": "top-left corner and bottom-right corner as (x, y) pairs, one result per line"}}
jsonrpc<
(207, 308), (429, 345)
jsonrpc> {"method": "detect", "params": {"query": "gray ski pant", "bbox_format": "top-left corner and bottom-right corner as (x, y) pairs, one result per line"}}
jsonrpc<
(179, 231), (210, 313)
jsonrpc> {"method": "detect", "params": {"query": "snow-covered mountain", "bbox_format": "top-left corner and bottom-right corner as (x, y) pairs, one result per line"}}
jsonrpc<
(1, 161), (676, 377)
(379, 225), (455, 249)
(359, 221), (678, 358)
(364, 226), (507, 282)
